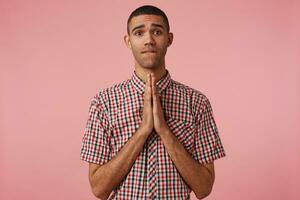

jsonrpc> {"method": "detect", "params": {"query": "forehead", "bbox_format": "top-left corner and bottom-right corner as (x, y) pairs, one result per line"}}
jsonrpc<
(129, 14), (166, 30)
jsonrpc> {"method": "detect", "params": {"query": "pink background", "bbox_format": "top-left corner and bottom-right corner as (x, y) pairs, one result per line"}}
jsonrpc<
(1, 0), (299, 199)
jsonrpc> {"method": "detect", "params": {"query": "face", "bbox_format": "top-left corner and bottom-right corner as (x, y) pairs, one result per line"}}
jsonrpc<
(124, 14), (173, 70)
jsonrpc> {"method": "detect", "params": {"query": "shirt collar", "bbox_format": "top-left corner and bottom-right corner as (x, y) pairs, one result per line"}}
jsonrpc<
(131, 69), (172, 95)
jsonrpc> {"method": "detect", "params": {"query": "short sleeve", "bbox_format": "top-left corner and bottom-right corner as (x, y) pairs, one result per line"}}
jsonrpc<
(80, 93), (112, 165)
(193, 97), (226, 164)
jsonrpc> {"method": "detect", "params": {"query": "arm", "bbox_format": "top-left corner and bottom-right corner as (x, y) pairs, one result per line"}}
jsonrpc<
(89, 127), (149, 200)
(89, 74), (154, 200)
(150, 73), (215, 199)
(159, 128), (215, 199)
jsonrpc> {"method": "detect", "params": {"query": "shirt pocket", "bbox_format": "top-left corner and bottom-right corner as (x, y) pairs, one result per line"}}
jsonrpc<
(111, 110), (141, 155)
(166, 117), (195, 154)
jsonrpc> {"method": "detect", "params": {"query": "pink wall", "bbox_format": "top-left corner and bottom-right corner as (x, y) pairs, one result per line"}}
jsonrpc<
(1, 0), (299, 199)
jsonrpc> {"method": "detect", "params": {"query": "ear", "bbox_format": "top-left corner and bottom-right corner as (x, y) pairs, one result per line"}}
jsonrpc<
(124, 35), (131, 49)
(167, 32), (173, 47)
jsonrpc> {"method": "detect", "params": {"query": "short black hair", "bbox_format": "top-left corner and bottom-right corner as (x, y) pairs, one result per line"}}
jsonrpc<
(127, 5), (170, 35)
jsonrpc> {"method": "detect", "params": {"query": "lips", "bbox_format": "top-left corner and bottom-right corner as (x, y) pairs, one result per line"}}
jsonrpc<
(141, 50), (157, 54)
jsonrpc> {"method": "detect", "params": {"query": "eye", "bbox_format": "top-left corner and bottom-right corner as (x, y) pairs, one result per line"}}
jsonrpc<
(134, 31), (143, 36)
(154, 30), (162, 35)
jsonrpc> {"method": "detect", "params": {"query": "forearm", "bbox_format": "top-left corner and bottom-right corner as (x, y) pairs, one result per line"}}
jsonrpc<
(90, 128), (149, 199)
(159, 128), (214, 199)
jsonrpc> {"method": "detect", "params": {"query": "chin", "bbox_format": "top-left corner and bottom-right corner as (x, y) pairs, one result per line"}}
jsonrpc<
(140, 61), (161, 69)
(141, 65), (159, 70)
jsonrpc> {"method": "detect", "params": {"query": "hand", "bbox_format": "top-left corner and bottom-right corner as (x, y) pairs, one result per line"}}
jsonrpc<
(139, 73), (154, 136)
(151, 73), (169, 134)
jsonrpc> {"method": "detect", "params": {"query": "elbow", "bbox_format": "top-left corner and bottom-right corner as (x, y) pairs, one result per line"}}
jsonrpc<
(195, 189), (212, 200)
(194, 183), (213, 200)
(91, 187), (110, 200)
(89, 170), (111, 199)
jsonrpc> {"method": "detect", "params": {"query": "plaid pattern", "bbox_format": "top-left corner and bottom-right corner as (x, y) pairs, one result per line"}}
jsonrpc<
(81, 70), (226, 199)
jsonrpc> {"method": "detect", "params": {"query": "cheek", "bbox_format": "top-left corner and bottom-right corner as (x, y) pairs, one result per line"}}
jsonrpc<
(129, 38), (142, 48)
(131, 47), (140, 57)
(130, 43), (140, 54)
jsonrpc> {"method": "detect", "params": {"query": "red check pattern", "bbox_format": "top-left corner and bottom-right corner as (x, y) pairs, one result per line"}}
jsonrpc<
(81, 70), (226, 199)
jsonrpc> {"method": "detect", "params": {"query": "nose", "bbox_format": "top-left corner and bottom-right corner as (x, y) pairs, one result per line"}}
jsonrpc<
(144, 32), (155, 46)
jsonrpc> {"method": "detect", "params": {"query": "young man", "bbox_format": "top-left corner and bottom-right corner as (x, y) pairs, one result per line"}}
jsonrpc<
(81, 5), (226, 200)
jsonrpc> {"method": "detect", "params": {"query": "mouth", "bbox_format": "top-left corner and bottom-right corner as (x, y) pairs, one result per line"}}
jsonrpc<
(141, 50), (157, 54)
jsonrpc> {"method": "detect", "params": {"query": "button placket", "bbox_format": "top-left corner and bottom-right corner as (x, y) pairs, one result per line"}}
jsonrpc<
(147, 130), (157, 199)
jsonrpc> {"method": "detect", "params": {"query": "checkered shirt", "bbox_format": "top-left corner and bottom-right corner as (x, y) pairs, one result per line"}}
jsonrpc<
(80, 70), (226, 199)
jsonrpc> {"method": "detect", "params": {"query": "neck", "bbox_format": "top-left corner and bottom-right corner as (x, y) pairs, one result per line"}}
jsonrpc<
(134, 65), (167, 84)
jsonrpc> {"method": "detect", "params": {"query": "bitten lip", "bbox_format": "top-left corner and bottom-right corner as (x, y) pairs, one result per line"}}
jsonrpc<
(141, 49), (157, 53)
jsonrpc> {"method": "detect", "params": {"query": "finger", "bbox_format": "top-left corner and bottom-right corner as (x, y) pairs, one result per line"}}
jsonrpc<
(152, 74), (160, 101)
(151, 73), (156, 100)
(151, 74), (160, 114)
(144, 73), (152, 105)
(146, 73), (150, 87)
(151, 73), (163, 113)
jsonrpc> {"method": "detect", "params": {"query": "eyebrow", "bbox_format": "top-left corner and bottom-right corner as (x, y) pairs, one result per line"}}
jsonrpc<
(131, 23), (165, 33)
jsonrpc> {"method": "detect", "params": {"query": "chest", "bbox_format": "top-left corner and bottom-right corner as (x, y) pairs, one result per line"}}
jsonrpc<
(109, 92), (196, 155)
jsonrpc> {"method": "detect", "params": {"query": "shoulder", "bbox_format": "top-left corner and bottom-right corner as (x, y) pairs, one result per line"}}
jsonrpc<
(170, 79), (210, 103)
(92, 79), (131, 109)
(170, 79), (212, 114)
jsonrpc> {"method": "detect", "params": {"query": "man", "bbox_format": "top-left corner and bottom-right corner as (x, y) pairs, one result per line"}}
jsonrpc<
(81, 5), (226, 200)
